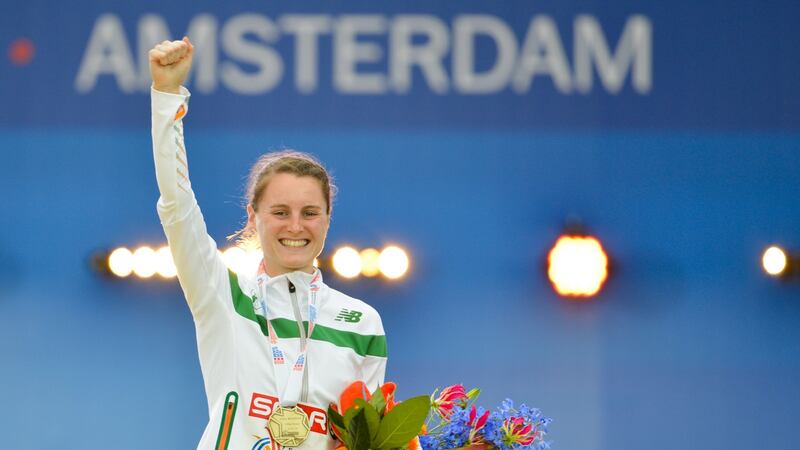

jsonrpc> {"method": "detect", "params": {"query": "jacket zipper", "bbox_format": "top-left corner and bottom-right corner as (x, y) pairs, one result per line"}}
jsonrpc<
(287, 280), (309, 403)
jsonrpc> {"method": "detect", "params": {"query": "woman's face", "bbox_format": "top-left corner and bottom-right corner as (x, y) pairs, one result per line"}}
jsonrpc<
(247, 173), (330, 277)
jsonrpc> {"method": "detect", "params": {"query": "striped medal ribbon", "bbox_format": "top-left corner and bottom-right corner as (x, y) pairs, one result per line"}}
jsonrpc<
(256, 260), (321, 407)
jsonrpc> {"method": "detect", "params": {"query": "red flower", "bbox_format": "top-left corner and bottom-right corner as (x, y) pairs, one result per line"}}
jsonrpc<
(467, 405), (491, 443)
(502, 416), (538, 446)
(432, 384), (468, 418)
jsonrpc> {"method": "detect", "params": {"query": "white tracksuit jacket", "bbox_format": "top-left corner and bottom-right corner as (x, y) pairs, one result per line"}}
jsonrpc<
(151, 87), (387, 450)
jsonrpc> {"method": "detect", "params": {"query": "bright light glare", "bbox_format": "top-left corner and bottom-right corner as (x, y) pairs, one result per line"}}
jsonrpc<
(108, 247), (133, 277)
(132, 246), (158, 278)
(247, 250), (263, 271)
(155, 246), (177, 278)
(379, 246), (410, 279)
(360, 248), (381, 277)
(222, 247), (248, 275)
(333, 247), (362, 278)
(547, 236), (608, 297)
(762, 246), (788, 276)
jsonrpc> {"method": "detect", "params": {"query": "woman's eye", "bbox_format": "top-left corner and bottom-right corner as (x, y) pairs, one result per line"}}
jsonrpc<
(304, 211), (319, 217)
(273, 211), (288, 217)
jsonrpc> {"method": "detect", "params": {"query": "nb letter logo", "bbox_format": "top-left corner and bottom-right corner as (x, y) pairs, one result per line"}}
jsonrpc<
(335, 309), (363, 323)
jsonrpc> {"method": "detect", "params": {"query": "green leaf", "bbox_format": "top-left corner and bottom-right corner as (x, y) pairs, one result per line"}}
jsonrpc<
(328, 405), (345, 429)
(347, 409), (371, 450)
(466, 388), (481, 400)
(339, 404), (362, 450)
(358, 398), (381, 443)
(372, 395), (430, 450)
(343, 404), (361, 427)
(328, 404), (346, 436)
(368, 387), (387, 416)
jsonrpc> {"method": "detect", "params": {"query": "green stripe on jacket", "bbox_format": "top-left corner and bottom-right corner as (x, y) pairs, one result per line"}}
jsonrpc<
(228, 270), (387, 358)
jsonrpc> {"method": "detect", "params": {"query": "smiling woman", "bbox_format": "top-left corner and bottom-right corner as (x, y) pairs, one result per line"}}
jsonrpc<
(149, 37), (387, 450)
(234, 153), (335, 276)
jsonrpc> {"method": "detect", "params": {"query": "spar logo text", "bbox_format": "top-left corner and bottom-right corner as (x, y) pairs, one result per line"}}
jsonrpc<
(248, 392), (328, 435)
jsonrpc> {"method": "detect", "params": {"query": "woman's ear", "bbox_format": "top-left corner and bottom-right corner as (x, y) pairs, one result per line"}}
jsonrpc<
(246, 204), (257, 231)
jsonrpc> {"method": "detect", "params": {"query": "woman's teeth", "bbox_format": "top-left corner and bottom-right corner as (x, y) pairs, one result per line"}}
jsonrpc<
(280, 239), (309, 248)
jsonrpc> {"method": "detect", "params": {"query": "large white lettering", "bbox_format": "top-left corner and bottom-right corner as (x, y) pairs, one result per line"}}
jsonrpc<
(573, 15), (652, 94)
(334, 15), (388, 94)
(75, 14), (137, 93)
(512, 16), (572, 94)
(280, 15), (331, 93)
(75, 13), (654, 96)
(390, 15), (449, 94)
(221, 14), (283, 94)
(453, 15), (518, 94)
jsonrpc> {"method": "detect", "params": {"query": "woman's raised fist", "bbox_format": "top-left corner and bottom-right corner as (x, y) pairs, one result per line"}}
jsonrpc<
(148, 37), (194, 94)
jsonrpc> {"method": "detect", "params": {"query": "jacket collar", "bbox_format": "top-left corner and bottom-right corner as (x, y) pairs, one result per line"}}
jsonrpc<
(263, 268), (323, 289)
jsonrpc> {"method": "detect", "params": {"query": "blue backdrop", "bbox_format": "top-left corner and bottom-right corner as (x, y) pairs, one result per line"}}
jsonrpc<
(1, 1), (799, 449)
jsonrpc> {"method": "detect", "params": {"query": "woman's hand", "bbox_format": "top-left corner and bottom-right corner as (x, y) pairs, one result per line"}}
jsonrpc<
(148, 37), (194, 94)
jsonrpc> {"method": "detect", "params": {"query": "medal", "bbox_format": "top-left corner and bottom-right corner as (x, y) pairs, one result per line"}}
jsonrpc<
(258, 267), (324, 448)
(268, 405), (311, 447)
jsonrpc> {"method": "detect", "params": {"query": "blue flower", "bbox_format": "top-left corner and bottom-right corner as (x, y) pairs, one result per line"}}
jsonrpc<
(421, 393), (552, 450)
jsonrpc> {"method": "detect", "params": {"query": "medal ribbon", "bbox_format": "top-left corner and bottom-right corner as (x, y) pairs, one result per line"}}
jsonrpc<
(256, 260), (321, 406)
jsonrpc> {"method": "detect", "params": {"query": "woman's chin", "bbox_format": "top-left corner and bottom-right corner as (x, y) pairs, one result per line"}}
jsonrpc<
(280, 259), (314, 273)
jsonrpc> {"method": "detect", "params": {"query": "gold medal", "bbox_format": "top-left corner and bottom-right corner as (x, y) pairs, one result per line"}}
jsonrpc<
(268, 405), (311, 448)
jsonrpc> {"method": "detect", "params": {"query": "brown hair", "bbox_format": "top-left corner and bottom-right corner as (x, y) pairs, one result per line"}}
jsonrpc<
(230, 150), (336, 247)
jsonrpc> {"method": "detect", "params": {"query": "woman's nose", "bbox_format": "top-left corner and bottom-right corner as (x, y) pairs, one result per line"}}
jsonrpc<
(287, 215), (303, 233)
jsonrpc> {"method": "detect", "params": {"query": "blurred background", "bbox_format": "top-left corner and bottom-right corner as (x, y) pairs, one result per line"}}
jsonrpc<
(2, 1), (799, 449)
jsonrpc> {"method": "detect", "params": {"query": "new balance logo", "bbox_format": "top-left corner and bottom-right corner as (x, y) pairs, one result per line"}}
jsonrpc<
(335, 309), (363, 323)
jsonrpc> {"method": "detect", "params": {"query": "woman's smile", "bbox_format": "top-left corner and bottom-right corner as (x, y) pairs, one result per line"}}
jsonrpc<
(247, 172), (330, 276)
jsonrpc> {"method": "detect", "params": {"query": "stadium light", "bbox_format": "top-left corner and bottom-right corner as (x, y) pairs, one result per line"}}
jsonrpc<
(154, 246), (177, 278)
(378, 246), (410, 279)
(332, 246), (362, 278)
(326, 245), (412, 280)
(360, 248), (381, 277)
(762, 246), (788, 277)
(761, 245), (800, 280)
(94, 243), (411, 283)
(222, 247), (249, 276)
(107, 247), (134, 277)
(547, 234), (609, 298)
(132, 246), (158, 278)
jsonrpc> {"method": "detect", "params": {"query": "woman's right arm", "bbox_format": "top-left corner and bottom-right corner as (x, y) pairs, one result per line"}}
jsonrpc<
(150, 38), (230, 322)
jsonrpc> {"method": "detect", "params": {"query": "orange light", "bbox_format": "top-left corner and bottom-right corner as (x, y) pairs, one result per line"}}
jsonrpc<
(547, 235), (609, 297)
(360, 248), (381, 277)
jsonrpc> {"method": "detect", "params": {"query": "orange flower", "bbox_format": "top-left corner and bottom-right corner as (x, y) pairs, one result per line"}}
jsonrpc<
(380, 382), (397, 414)
(339, 380), (370, 412)
(332, 381), (420, 450)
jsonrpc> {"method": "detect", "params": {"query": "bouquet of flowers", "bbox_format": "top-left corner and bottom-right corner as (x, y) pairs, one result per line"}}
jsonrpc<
(328, 382), (551, 450)
(422, 384), (551, 450)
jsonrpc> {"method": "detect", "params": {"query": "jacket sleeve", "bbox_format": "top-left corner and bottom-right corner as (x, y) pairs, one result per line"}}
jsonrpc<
(150, 86), (232, 325)
(361, 311), (388, 391)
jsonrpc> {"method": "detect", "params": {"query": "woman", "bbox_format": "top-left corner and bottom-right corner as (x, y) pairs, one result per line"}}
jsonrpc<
(149, 37), (387, 450)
